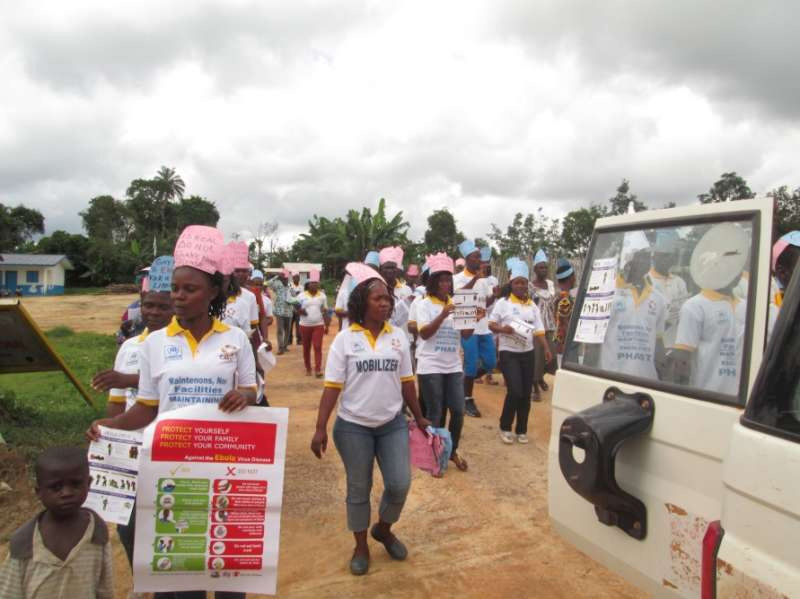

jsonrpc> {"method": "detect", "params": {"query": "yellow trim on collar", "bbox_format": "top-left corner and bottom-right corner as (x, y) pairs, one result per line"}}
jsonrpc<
(396, 280), (405, 288)
(775, 292), (783, 308)
(305, 290), (320, 297)
(463, 268), (478, 278)
(350, 322), (393, 349)
(166, 317), (230, 357)
(509, 293), (533, 306)
(426, 294), (453, 306)
(137, 328), (150, 343)
(616, 275), (653, 307)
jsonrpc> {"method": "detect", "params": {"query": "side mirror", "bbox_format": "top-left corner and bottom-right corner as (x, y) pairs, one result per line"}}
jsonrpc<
(558, 386), (654, 540)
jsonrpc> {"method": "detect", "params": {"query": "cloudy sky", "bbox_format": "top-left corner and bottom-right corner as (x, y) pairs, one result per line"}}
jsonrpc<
(2, 1), (798, 247)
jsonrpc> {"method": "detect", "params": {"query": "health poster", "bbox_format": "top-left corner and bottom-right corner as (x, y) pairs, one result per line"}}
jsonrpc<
(132, 404), (289, 595)
(84, 426), (142, 525)
(452, 289), (484, 330)
(574, 257), (617, 344)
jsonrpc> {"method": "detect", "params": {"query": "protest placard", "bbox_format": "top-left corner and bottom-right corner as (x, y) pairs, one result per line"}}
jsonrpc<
(574, 257), (617, 343)
(84, 426), (142, 525)
(133, 404), (288, 595)
(452, 289), (484, 330)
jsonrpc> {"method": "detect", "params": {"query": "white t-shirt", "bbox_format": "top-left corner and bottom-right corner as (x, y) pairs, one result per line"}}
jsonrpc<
(490, 295), (546, 353)
(648, 269), (689, 331)
(414, 296), (462, 374)
(600, 281), (667, 379)
(390, 282), (413, 337)
(109, 331), (148, 411)
(324, 323), (414, 427)
(261, 293), (273, 318)
(222, 288), (259, 335)
(335, 275), (352, 328)
(137, 317), (257, 414)
(674, 291), (747, 396)
(452, 270), (491, 335)
(298, 290), (327, 326)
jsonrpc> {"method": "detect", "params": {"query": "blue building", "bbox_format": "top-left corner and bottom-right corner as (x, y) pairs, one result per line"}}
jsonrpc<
(0, 254), (73, 295)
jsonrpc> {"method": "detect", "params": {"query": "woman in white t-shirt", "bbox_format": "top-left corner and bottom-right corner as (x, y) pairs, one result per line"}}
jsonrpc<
(489, 259), (551, 444)
(311, 263), (429, 577)
(530, 249), (556, 400)
(412, 253), (479, 472)
(298, 269), (330, 377)
(87, 226), (256, 599)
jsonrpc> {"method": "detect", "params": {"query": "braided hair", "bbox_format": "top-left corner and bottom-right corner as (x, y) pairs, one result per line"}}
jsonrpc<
(208, 271), (227, 320)
(347, 278), (394, 325)
(425, 271), (451, 298)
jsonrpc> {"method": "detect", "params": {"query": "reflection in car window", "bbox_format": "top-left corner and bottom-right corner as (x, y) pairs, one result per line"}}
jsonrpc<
(564, 219), (754, 402)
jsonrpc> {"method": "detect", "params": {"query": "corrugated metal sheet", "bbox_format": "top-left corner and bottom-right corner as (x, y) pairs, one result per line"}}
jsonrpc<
(0, 254), (73, 268)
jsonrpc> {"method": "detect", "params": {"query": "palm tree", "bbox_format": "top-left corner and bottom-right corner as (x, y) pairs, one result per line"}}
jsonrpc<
(153, 166), (185, 238)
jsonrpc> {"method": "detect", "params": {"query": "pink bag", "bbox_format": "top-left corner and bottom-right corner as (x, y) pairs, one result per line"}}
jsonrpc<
(408, 420), (444, 477)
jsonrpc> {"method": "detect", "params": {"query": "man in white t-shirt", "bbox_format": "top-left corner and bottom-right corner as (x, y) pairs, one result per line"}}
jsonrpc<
(378, 246), (413, 337)
(671, 222), (750, 396)
(597, 236), (667, 381)
(453, 240), (497, 417)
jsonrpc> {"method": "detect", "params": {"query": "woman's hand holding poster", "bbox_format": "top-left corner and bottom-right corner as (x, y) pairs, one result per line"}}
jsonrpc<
(133, 404), (288, 595)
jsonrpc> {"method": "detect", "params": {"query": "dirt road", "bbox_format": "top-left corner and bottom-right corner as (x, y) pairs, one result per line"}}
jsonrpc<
(9, 295), (646, 599)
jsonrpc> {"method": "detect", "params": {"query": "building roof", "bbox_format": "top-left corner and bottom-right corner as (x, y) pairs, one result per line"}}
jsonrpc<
(282, 262), (322, 272)
(0, 254), (73, 269)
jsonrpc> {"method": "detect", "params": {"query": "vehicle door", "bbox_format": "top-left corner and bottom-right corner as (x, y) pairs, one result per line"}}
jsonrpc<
(713, 260), (800, 598)
(547, 198), (773, 598)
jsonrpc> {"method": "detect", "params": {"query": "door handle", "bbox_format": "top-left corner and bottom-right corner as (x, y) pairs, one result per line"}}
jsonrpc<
(558, 386), (654, 540)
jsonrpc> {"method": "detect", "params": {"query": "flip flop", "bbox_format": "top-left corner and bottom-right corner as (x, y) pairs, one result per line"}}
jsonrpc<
(450, 453), (468, 471)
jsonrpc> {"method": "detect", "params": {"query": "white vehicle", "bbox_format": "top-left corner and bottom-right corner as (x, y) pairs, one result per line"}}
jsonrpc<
(548, 198), (799, 598)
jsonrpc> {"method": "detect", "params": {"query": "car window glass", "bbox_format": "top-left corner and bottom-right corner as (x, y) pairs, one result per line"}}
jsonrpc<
(563, 218), (755, 404)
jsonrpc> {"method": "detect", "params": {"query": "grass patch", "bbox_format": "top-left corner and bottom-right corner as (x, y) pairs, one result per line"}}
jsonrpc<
(0, 329), (117, 457)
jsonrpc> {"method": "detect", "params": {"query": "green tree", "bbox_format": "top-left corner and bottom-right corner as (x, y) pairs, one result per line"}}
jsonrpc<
(35, 230), (90, 285)
(561, 204), (608, 258)
(608, 178), (647, 215)
(0, 204), (45, 251)
(80, 196), (131, 243)
(489, 208), (561, 259)
(698, 172), (755, 204)
(152, 166), (185, 238)
(175, 196), (219, 230)
(423, 208), (464, 256)
(344, 198), (410, 258)
(768, 185), (800, 236)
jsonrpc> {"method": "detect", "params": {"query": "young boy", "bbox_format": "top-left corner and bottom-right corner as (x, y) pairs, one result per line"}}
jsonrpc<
(0, 447), (113, 599)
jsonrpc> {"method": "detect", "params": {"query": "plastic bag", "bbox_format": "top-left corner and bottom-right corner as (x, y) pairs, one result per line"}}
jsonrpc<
(408, 420), (443, 477)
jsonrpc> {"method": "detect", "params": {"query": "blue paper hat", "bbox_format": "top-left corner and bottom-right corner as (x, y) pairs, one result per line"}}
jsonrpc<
(654, 230), (679, 253)
(781, 230), (800, 246)
(533, 249), (548, 265)
(479, 246), (492, 261)
(421, 263), (430, 274)
(364, 251), (380, 267)
(458, 239), (478, 258)
(506, 256), (521, 270)
(251, 269), (264, 280)
(510, 260), (530, 280)
(555, 258), (574, 280)
(148, 256), (174, 293)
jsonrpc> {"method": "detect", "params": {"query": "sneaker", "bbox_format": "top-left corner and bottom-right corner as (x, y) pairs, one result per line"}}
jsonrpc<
(464, 398), (481, 418)
(516, 434), (530, 444)
(500, 430), (515, 444)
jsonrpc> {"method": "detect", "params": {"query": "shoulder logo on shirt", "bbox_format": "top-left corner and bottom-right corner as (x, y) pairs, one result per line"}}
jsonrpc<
(164, 345), (183, 361)
(391, 338), (402, 353)
(218, 344), (239, 361)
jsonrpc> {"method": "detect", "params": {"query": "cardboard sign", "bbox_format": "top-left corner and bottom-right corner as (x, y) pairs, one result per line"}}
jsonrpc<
(0, 299), (94, 406)
(174, 226), (224, 274)
(134, 404), (288, 595)
(148, 256), (175, 293)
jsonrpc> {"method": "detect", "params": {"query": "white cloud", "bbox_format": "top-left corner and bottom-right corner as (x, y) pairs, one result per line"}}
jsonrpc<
(1, 0), (798, 249)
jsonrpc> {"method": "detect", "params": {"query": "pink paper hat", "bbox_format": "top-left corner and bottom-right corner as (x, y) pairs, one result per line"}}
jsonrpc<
(141, 276), (150, 292)
(379, 246), (404, 266)
(772, 231), (800, 270)
(173, 225), (224, 275)
(308, 269), (321, 283)
(346, 262), (386, 286)
(426, 252), (454, 274)
(406, 264), (420, 276)
(455, 257), (466, 267)
(228, 241), (250, 269)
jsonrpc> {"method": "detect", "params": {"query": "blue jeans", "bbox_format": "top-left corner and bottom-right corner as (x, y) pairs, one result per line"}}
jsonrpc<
(460, 333), (497, 378)
(332, 413), (411, 532)
(417, 372), (464, 452)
